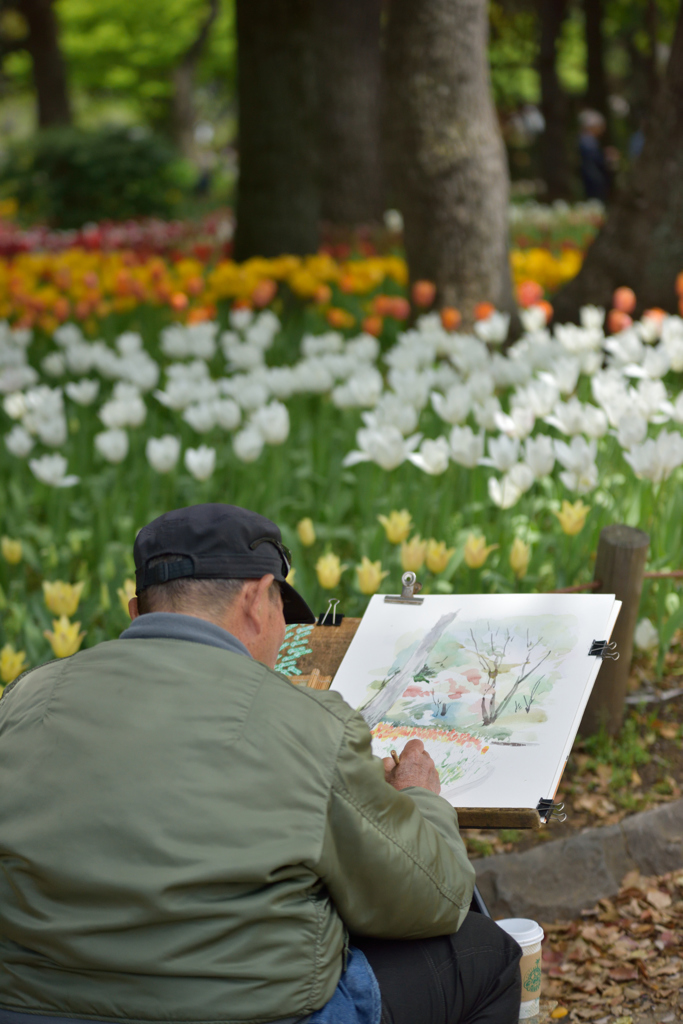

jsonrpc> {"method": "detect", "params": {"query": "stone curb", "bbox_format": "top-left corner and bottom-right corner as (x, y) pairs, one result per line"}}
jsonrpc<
(474, 798), (683, 921)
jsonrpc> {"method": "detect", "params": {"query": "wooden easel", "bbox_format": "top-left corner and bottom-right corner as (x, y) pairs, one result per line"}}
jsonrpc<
(288, 617), (547, 830)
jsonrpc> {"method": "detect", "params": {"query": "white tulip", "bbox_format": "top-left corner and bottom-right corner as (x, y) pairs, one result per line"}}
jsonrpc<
(183, 402), (217, 433)
(53, 323), (83, 347)
(408, 437), (450, 475)
(474, 312), (510, 345)
(449, 426), (485, 468)
(346, 334), (380, 363)
(634, 617), (659, 651)
(343, 426), (422, 472)
(3, 392), (26, 420)
(116, 331), (143, 356)
(99, 384), (146, 429)
(554, 436), (599, 494)
(28, 453), (79, 488)
(41, 353), (66, 378)
(524, 435), (555, 478)
(622, 430), (683, 484)
(65, 379), (100, 406)
(472, 395), (502, 431)
(184, 445), (216, 482)
(301, 331), (344, 358)
(146, 435), (181, 474)
(371, 393), (419, 436)
(233, 426), (265, 463)
(579, 305), (605, 330)
(508, 462), (535, 493)
(520, 306), (547, 333)
(488, 474), (523, 509)
(614, 414), (648, 450)
(430, 385), (471, 425)
(95, 429), (129, 464)
(36, 416), (68, 448)
(4, 424), (35, 458)
(631, 379), (673, 423)
(214, 398), (241, 430)
(494, 406), (535, 440)
(480, 434), (520, 473)
(250, 401), (290, 445)
(230, 308), (254, 331)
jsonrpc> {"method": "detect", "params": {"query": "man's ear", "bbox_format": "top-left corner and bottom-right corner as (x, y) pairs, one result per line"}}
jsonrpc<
(241, 574), (275, 633)
(128, 596), (139, 620)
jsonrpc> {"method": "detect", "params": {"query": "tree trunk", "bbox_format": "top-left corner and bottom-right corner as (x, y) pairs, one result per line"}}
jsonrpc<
(361, 612), (457, 730)
(313, 0), (384, 226)
(18, 0), (71, 127)
(537, 0), (572, 200)
(584, 0), (609, 122)
(171, 0), (219, 159)
(234, 0), (318, 259)
(553, 3), (683, 321)
(384, 0), (514, 321)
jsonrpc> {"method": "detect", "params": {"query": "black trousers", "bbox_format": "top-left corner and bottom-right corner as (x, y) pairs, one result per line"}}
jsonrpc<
(352, 912), (522, 1024)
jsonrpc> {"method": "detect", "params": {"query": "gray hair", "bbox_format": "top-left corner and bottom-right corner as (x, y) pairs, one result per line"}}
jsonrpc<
(137, 554), (247, 616)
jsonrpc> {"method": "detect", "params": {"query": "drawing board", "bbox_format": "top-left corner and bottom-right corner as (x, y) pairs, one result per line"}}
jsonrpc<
(330, 593), (621, 810)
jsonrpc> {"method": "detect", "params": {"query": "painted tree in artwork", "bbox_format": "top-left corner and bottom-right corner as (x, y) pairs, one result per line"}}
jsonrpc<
(465, 626), (550, 726)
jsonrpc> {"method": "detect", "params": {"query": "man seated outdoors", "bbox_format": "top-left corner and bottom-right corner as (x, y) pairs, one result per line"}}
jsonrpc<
(0, 504), (521, 1024)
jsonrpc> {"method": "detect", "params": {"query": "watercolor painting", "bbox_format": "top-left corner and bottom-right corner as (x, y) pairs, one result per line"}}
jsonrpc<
(331, 594), (620, 808)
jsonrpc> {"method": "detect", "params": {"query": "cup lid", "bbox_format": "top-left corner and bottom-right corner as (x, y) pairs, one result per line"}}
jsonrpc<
(496, 918), (544, 945)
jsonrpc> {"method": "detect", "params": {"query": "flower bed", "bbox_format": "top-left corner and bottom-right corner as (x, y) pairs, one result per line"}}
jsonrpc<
(2, 272), (683, 687)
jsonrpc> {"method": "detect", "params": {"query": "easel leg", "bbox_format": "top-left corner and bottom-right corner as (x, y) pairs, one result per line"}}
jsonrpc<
(469, 884), (491, 918)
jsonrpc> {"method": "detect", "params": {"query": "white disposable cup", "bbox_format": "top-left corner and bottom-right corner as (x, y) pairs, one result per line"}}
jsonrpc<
(496, 918), (544, 1022)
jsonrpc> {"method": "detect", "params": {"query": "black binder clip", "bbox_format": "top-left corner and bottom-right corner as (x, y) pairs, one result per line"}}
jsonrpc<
(589, 639), (619, 661)
(318, 598), (344, 627)
(536, 798), (567, 824)
(384, 571), (424, 606)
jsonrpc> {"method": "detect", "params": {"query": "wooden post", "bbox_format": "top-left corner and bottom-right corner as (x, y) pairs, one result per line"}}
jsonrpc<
(580, 524), (650, 736)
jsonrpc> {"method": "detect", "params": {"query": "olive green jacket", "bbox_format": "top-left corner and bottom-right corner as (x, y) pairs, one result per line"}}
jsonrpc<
(0, 632), (475, 1024)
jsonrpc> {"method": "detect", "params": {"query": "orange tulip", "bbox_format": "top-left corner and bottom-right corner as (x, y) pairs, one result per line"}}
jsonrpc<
(607, 308), (632, 333)
(326, 306), (355, 329)
(361, 315), (383, 337)
(313, 284), (332, 305)
(170, 292), (189, 311)
(411, 280), (436, 307)
(474, 301), (495, 321)
(516, 279), (544, 308)
(612, 286), (636, 313)
(535, 300), (554, 324)
(675, 271), (683, 297)
(251, 278), (277, 307)
(387, 297), (410, 320)
(440, 307), (461, 332)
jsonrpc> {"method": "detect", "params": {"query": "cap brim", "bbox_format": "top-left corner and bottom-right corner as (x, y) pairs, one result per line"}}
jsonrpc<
(280, 579), (316, 625)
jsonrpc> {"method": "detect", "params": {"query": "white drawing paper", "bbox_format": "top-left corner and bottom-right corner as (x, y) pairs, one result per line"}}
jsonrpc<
(331, 594), (620, 809)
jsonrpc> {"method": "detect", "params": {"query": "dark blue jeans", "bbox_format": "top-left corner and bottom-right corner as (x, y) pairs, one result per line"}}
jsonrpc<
(352, 912), (522, 1024)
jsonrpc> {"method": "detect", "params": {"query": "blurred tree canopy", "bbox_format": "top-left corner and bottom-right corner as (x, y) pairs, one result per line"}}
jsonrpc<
(1, 0), (235, 129)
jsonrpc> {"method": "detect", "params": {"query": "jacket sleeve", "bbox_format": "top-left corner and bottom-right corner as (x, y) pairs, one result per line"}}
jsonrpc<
(314, 710), (476, 939)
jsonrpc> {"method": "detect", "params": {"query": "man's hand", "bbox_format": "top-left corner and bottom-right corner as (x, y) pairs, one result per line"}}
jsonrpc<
(382, 739), (441, 795)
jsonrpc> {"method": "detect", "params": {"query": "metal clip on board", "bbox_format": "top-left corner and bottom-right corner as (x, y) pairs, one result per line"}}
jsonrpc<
(589, 639), (619, 660)
(384, 571), (424, 606)
(536, 798), (567, 824)
(318, 598), (344, 627)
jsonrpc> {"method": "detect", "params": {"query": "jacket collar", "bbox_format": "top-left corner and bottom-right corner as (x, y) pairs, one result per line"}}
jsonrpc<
(120, 612), (252, 659)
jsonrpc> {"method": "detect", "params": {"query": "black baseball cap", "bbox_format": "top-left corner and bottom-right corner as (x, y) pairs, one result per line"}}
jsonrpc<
(134, 503), (315, 625)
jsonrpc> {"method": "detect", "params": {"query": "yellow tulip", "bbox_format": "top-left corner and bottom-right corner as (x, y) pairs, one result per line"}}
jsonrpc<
(377, 510), (412, 545)
(400, 535), (427, 573)
(42, 580), (85, 618)
(44, 616), (86, 658)
(117, 578), (136, 616)
(0, 643), (27, 685)
(425, 539), (455, 574)
(355, 556), (389, 596)
(285, 567), (296, 586)
(553, 499), (590, 536)
(463, 534), (498, 570)
(509, 538), (531, 580)
(1, 537), (23, 565)
(315, 553), (346, 589)
(296, 517), (316, 547)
